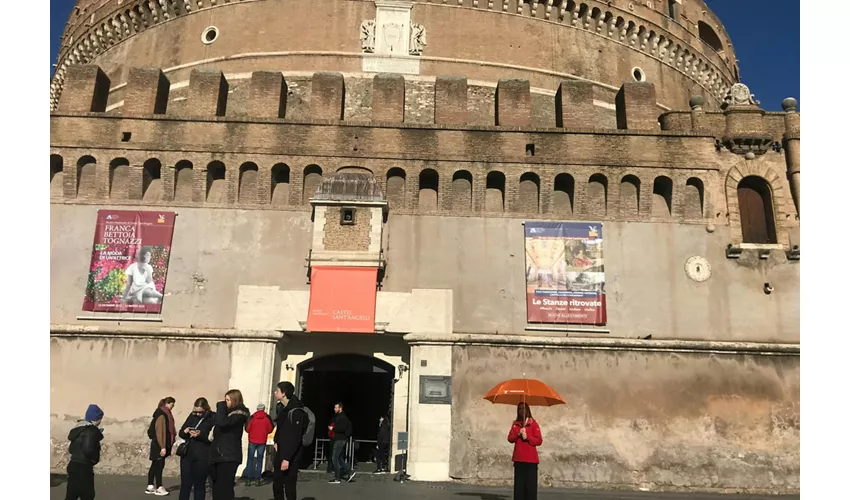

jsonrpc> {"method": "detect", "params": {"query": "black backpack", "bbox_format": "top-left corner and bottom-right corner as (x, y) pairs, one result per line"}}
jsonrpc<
(147, 411), (160, 440)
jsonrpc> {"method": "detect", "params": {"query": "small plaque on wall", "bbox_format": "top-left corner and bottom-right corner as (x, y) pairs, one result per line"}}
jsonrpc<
(419, 376), (452, 404)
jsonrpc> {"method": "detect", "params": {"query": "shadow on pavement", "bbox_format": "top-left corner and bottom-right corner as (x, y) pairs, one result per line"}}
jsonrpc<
(455, 492), (509, 500)
(50, 474), (68, 488)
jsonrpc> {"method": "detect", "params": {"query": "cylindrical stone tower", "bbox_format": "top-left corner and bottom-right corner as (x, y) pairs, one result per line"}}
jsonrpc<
(51, 0), (739, 124)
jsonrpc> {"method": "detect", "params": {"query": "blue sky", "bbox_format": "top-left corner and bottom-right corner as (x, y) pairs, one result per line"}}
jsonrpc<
(50, 0), (799, 111)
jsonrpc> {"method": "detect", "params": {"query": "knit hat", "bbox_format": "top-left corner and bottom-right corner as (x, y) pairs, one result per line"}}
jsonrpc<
(257, 403), (266, 411)
(85, 404), (104, 422)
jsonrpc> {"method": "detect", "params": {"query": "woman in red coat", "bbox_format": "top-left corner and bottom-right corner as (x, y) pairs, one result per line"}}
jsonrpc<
(507, 402), (543, 500)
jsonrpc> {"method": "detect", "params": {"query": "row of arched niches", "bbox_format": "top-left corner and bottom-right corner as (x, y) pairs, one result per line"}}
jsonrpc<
(50, 154), (714, 222)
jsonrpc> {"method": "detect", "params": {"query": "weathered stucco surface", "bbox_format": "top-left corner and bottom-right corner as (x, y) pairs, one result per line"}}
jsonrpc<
(50, 337), (233, 476)
(50, 204), (313, 329)
(51, 204), (798, 343)
(450, 345), (799, 493)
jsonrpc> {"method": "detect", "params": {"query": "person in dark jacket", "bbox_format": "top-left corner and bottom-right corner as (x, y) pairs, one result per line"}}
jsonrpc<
(272, 381), (307, 500)
(507, 402), (543, 500)
(65, 404), (104, 500)
(375, 415), (391, 473)
(146, 396), (177, 496)
(209, 389), (249, 500)
(328, 402), (354, 484)
(244, 403), (274, 486)
(177, 397), (214, 500)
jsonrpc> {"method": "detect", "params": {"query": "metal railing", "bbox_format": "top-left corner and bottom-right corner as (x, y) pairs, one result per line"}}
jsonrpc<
(312, 438), (379, 470)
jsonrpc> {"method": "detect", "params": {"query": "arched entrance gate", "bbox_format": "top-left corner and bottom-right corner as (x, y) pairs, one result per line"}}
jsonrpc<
(296, 354), (396, 469)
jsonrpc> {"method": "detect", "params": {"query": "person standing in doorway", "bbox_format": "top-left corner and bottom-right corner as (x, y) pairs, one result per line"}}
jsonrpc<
(375, 415), (391, 473)
(65, 404), (104, 500)
(507, 402), (543, 500)
(245, 403), (274, 486)
(329, 402), (355, 484)
(272, 381), (307, 500)
(177, 397), (214, 500)
(209, 390), (249, 500)
(146, 397), (176, 496)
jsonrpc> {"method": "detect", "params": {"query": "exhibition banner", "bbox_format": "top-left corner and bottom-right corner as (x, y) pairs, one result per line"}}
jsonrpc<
(82, 211), (176, 313)
(524, 221), (607, 325)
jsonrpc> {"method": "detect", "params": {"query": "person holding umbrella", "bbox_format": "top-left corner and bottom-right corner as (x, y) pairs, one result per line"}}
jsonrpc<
(507, 402), (542, 500)
(484, 378), (560, 500)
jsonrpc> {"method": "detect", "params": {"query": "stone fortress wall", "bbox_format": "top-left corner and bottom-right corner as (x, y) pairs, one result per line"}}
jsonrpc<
(52, 0), (739, 115)
(51, 63), (800, 343)
(51, 63), (798, 245)
(49, 2), (801, 492)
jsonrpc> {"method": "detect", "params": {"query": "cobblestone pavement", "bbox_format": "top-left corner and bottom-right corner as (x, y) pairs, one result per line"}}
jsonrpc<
(50, 472), (799, 500)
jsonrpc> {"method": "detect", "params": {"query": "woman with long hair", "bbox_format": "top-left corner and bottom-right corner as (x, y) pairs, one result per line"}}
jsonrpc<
(507, 402), (543, 500)
(209, 389), (249, 500)
(177, 397), (214, 500)
(146, 396), (177, 496)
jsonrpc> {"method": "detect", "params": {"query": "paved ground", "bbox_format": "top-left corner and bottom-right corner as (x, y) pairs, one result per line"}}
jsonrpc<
(50, 472), (799, 500)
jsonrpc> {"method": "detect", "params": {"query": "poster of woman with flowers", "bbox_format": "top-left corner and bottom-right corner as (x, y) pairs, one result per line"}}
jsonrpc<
(82, 211), (176, 314)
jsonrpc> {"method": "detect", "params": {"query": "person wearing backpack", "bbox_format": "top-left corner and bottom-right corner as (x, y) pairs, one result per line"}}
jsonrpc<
(272, 381), (312, 500)
(146, 396), (176, 496)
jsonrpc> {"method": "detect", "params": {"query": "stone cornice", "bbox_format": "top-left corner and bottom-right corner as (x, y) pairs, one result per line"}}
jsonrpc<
(50, 323), (283, 342)
(403, 332), (800, 356)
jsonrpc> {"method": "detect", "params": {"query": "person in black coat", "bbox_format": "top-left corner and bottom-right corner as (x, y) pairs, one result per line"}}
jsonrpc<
(272, 381), (307, 500)
(177, 397), (215, 500)
(329, 402), (354, 483)
(376, 415), (391, 473)
(209, 389), (249, 500)
(66, 404), (104, 500)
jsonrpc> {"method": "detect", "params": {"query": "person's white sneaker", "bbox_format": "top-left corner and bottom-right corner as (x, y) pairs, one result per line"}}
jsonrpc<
(154, 486), (169, 496)
(145, 485), (156, 495)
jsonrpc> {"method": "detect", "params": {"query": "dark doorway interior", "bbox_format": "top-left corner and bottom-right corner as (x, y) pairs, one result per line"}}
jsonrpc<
(297, 354), (395, 469)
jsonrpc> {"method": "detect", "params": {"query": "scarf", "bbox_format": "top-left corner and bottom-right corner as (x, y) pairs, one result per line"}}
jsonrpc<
(160, 405), (176, 443)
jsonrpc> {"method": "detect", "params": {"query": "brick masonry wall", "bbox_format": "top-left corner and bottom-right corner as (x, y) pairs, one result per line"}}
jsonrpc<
(50, 70), (800, 246)
(322, 206), (372, 252)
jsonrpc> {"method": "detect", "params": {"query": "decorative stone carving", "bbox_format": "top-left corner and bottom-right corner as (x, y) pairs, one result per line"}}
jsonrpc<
(723, 83), (759, 108)
(360, 20), (376, 53)
(409, 23), (427, 56)
(383, 22), (403, 53)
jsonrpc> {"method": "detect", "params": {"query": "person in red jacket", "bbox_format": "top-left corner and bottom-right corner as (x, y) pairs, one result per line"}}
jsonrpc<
(507, 402), (543, 500)
(244, 403), (275, 486)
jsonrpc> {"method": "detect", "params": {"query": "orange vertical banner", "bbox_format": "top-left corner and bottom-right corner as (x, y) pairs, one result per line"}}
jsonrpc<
(306, 266), (378, 333)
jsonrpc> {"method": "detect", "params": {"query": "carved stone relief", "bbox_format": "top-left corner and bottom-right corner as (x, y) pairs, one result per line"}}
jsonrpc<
(409, 23), (427, 56)
(360, 20), (376, 53)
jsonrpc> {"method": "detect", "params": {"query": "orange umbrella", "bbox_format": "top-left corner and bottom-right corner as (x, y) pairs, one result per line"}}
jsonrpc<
(483, 378), (566, 407)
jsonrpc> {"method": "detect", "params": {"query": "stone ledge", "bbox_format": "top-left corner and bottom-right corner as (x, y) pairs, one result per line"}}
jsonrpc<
(403, 332), (800, 356)
(48, 111), (718, 138)
(50, 323), (283, 342)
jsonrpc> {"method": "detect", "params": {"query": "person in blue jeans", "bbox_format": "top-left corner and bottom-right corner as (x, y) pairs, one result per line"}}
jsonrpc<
(244, 403), (274, 486)
(328, 402), (355, 484)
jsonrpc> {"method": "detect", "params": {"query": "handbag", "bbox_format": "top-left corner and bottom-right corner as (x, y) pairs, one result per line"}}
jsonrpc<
(176, 416), (205, 457)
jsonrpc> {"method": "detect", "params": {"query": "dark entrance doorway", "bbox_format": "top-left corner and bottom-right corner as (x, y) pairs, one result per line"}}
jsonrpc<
(297, 354), (395, 469)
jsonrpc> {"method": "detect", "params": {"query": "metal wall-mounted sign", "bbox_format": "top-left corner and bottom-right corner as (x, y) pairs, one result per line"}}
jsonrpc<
(397, 431), (408, 450)
(419, 375), (452, 404)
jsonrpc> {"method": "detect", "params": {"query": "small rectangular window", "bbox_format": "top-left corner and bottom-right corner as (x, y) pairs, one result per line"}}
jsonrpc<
(340, 207), (356, 225)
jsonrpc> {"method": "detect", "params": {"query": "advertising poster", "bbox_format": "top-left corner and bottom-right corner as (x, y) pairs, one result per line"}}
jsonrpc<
(524, 221), (607, 325)
(82, 210), (176, 313)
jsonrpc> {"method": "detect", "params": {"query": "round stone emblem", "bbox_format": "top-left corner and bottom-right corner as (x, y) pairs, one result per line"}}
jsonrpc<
(685, 256), (711, 282)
